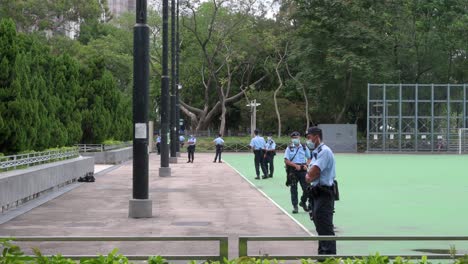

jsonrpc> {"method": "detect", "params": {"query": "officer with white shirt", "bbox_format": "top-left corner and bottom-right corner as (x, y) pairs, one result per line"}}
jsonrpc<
(305, 126), (337, 255)
(284, 131), (311, 214)
(186, 135), (196, 163)
(249, 129), (268, 179)
(263, 132), (276, 178)
(213, 134), (224, 163)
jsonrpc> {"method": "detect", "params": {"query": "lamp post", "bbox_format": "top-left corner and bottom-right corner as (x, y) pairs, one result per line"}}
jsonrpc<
(159, 0), (171, 177)
(246, 99), (261, 137)
(169, 0), (178, 163)
(129, 0), (152, 218)
(175, 0), (181, 157)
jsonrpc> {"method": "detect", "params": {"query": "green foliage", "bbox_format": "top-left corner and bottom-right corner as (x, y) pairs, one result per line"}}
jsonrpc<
(80, 249), (129, 264)
(0, 242), (468, 264)
(148, 256), (169, 264)
(0, 239), (33, 264)
(102, 139), (124, 145)
(0, 18), (132, 154)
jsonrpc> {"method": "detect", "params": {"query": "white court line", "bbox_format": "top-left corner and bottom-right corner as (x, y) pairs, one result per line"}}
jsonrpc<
(224, 160), (314, 237)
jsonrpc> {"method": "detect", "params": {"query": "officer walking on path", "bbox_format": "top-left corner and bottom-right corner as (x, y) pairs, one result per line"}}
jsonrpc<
(179, 134), (185, 148)
(155, 133), (161, 154)
(186, 134), (196, 163)
(263, 132), (276, 178)
(249, 130), (268, 179)
(213, 134), (224, 163)
(305, 126), (337, 255)
(284, 131), (311, 214)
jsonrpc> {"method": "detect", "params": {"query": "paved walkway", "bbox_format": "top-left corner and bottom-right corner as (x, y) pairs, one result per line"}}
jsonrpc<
(0, 153), (316, 258)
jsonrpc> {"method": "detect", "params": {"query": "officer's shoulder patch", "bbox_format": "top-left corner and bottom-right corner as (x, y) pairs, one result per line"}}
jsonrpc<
(317, 146), (323, 153)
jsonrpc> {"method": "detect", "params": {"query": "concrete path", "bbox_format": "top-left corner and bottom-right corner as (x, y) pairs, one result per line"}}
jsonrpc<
(0, 153), (316, 258)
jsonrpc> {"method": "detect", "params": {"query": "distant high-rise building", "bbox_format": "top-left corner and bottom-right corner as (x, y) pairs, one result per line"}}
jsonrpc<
(108, 0), (135, 17)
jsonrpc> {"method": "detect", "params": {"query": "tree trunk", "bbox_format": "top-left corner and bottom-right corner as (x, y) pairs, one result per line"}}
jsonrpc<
(286, 63), (310, 129)
(219, 100), (227, 136)
(335, 69), (353, 123)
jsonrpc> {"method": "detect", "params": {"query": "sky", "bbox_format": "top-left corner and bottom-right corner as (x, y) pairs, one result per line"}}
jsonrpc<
(148, 0), (280, 19)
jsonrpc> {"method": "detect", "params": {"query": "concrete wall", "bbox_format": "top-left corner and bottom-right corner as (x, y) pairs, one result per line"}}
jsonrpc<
(319, 124), (357, 153)
(81, 147), (132, 164)
(0, 156), (94, 212)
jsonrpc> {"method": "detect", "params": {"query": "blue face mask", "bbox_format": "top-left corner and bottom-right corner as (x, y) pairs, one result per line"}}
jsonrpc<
(292, 138), (300, 145)
(306, 140), (315, 149)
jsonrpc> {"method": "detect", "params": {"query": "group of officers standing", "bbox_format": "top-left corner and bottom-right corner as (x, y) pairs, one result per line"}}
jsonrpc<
(249, 127), (338, 256)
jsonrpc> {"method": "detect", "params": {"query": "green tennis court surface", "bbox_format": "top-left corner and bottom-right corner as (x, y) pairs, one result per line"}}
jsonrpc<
(223, 153), (468, 255)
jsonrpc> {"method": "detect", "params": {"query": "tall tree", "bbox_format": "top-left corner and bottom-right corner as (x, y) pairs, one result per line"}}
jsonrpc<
(179, 0), (267, 133)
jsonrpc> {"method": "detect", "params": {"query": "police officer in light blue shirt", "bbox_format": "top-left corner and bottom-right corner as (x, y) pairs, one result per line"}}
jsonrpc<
(179, 135), (185, 148)
(213, 134), (224, 163)
(284, 131), (311, 214)
(155, 133), (161, 154)
(305, 126), (337, 255)
(263, 132), (276, 178)
(249, 129), (268, 179)
(186, 135), (196, 163)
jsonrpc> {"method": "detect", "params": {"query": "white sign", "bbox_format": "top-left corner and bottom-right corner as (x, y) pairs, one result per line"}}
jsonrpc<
(373, 134), (378, 140)
(390, 134), (394, 140)
(135, 123), (147, 139)
(437, 135), (443, 139)
(405, 135), (411, 139)
(421, 135), (426, 139)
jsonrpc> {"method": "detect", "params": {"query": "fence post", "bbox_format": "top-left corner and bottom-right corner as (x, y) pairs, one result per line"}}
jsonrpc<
(238, 237), (248, 257)
(219, 237), (229, 261)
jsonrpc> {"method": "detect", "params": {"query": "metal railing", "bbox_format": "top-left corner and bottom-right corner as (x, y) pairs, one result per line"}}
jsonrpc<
(239, 236), (468, 260)
(0, 148), (79, 171)
(76, 142), (132, 153)
(0, 236), (228, 261)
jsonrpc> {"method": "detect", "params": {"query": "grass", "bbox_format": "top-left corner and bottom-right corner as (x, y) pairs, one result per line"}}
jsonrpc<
(223, 153), (468, 256)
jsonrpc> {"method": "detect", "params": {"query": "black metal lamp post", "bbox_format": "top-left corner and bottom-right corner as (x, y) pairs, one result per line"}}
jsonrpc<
(169, 0), (178, 163)
(129, 0), (152, 218)
(159, 0), (171, 177)
(175, 0), (181, 156)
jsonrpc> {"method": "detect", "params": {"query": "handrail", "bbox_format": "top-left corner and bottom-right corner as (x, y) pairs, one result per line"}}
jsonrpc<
(76, 142), (132, 153)
(0, 148), (79, 171)
(0, 236), (228, 261)
(238, 236), (468, 259)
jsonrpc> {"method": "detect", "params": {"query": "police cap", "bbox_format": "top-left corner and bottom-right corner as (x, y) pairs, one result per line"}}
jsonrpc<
(290, 131), (301, 137)
(306, 126), (322, 135)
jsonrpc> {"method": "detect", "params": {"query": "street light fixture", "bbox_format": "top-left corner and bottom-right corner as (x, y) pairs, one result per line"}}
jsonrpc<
(246, 99), (261, 137)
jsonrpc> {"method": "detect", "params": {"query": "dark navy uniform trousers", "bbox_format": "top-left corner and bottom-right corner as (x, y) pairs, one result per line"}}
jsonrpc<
(311, 187), (336, 255)
(253, 150), (267, 177)
(290, 169), (308, 206)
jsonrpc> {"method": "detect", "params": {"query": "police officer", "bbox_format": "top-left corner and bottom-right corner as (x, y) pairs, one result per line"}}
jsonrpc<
(263, 132), (276, 178)
(155, 133), (161, 154)
(186, 134), (196, 163)
(305, 126), (337, 255)
(284, 131), (311, 214)
(179, 134), (185, 148)
(249, 129), (268, 179)
(213, 134), (224, 163)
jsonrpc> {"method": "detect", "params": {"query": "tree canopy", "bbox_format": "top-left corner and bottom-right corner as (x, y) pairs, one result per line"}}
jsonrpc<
(1, 0), (467, 153)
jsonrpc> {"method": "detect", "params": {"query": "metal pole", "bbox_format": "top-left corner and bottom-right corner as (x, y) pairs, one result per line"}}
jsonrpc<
(383, 84), (386, 151)
(366, 83), (370, 152)
(129, 0), (152, 218)
(169, 0), (177, 162)
(159, 0), (171, 177)
(253, 99), (257, 134)
(431, 84), (434, 152)
(175, 0), (181, 155)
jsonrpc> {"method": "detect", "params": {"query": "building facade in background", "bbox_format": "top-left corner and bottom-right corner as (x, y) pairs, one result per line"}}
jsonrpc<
(108, 0), (135, 17)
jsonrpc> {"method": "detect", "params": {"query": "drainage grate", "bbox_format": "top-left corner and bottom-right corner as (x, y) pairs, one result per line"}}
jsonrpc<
(151, 188), (186, 193)
(172, 221), (211, 226)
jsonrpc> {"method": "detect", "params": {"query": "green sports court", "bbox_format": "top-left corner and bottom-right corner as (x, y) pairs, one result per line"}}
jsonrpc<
(223, 153), (468, 256)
